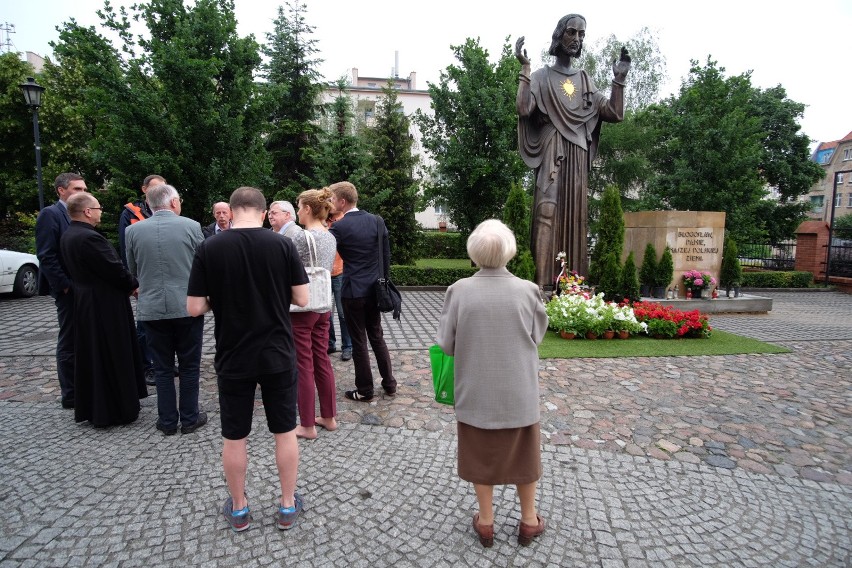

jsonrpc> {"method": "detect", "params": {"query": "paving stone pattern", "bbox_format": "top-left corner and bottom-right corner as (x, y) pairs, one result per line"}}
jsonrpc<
(0, 289), (850, 566)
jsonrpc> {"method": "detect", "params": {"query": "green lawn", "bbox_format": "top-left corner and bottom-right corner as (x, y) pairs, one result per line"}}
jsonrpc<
(415, 258), (472, 269)
(538, 329), (790, 359)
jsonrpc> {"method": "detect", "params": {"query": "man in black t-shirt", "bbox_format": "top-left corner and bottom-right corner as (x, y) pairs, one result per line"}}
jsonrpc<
(187, 186), (309, 532)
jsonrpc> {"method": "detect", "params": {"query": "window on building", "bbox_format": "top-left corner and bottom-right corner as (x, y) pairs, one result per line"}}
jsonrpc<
(811, 195), (824, 212)
(838, 173), (845, 185)
(848, 193), (852, 207)
(845, 148), (852, 160)
(836, 193), (844, 207)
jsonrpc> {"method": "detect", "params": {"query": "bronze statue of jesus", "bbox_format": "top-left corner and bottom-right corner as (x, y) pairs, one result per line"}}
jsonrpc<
(516, 13), (630, 288)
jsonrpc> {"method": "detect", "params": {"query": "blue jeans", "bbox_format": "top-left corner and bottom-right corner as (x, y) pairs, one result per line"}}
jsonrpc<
(143, 317), (204, 429)
(137, 320), (153, 371)
(328, 275), (351, 350)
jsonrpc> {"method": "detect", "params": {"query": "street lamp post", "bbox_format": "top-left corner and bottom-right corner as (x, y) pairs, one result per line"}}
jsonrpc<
(20, 77), (46, 211)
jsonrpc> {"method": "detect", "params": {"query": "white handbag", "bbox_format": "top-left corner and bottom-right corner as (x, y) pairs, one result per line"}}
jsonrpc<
(290, 230), (332, 313)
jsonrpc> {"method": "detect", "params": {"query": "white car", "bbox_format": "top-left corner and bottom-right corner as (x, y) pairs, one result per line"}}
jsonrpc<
(0, 249), (40, 297)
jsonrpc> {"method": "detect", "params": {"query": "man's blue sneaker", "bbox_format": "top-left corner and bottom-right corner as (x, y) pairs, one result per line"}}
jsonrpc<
(276, 492), (304, 530)
(222, 497), (251, 532)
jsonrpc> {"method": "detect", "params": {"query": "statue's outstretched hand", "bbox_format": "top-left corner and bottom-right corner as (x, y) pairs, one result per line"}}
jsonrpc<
(515, 36), (530, 66)
(612, 46), (631, 82)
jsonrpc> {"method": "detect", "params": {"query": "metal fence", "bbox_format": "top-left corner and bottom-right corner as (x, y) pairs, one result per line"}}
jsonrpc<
(828, 242), (852, 277)
(737, 242), (797, 271)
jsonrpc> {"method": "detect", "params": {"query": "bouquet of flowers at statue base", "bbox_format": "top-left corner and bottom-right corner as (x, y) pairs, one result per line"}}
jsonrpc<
(681, 270), (716, 292)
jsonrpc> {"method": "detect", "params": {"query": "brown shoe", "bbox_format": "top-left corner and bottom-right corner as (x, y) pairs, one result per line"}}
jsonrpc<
(472, 513), (494, 548)
(518, 514), (545, 546)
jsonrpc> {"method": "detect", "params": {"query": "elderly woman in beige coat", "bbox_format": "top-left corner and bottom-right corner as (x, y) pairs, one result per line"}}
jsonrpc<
(436, 219), (548, 548)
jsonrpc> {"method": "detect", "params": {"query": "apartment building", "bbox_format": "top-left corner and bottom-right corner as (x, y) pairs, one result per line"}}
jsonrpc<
(805, 131), (852, 222)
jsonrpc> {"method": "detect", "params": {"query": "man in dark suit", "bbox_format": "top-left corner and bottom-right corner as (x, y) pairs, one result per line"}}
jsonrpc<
(203, 202), (232, 238)
(327, 181), (397, 402)
(35, 172), (88, 408)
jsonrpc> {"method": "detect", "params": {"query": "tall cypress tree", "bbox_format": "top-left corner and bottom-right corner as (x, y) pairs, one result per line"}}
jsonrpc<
(316, 78), (366, 186)
(589, 185), (625, 283)
(361, 82), (419, 266)
(262, 1), (323, 201)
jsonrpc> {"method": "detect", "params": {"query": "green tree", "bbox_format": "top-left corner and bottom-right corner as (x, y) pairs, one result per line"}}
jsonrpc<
(415, 38), (526, 235)
(656, 246), (674, 290)
(360, 82), (419, 265)
(578, 28), (665, 205)
(44, 0), (270, 227)
(262, 1), (323, 201)
(578, 27), (667, 114)
(835, 214), (852, 240)
(41, 19), (126, 193)
(589, 185), (624, 283)
(0, 53), (39, 216)
(639, 58), (823, 242)
(316, 78), (367, 186)
(597, 252), (621, 302)
(719, 236), (743, 290)
(619, 251), (640, 303)
(639, 243), (657, 290)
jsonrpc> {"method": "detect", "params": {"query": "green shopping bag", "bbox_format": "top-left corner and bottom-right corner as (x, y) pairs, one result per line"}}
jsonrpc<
(429, 344), (454, 406)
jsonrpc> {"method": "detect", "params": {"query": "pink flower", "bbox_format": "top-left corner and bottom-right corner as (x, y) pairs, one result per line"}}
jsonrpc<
(695, 278), (704, 287)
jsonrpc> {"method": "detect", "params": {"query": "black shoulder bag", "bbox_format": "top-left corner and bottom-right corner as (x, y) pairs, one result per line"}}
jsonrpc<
(374, 215), (402, 319)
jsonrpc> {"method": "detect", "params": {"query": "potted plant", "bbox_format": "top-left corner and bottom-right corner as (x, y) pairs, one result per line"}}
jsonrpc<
(681, 270), (716, 299)
(639, 243), (657, 298)
(645, 317), (678, 339)
(654, 246), (674, 298)
(619, 251), (640, 303)
(719, 236), (743, 297)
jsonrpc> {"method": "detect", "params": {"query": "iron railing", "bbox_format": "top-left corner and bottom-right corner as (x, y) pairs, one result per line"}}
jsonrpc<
(827, 242), (852, 277)
(737, 242), (797, 271)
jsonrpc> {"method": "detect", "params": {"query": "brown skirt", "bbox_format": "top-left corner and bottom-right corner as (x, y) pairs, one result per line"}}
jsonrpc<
(457, 421), (542, 485)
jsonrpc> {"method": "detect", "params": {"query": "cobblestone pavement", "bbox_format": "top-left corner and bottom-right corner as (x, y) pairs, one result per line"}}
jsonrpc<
(0, 290), (850, 566)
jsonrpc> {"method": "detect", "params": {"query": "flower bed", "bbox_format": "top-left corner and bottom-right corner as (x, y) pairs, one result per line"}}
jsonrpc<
(545, 294), (712, 340)
(632, 302), (712, 339)
(545, 292), (645, 338)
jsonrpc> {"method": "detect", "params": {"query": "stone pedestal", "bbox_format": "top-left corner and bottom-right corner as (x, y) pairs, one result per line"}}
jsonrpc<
(623, 211), (726, 293)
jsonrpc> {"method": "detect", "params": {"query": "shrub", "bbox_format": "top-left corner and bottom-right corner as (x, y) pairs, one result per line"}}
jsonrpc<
(639, 243), (657, 288)
(619, 251), (640, 303)
(390, 265), (477, 286)
(507, 248), (536, 282)
(597, 252), (622, 302)
(740, 271), (813, 288)
(589, 185), (624, 283)
(656, 246), (674, 288)
(720, 236), (743, 289)
(418, 231), (466, 259)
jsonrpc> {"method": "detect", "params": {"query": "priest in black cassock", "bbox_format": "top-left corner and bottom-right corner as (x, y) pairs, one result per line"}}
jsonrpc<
(60, 192), (148, 427)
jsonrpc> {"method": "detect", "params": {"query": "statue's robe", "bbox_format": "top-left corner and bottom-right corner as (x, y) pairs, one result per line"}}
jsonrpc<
(517, 65), (624, 287)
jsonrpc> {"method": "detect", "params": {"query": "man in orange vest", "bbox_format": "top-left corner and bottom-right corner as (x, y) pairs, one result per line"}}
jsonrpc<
(118, 174), (166, 385)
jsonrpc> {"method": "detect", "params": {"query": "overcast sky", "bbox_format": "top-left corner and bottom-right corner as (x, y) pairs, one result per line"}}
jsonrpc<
(4, 0), (850, 145)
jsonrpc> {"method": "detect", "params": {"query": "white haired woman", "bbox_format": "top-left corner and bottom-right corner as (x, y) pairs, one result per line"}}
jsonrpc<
(436, 219), (548, 548)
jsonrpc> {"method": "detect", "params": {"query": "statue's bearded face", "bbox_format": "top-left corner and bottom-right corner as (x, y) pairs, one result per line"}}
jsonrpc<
(559, 17), (586, 58)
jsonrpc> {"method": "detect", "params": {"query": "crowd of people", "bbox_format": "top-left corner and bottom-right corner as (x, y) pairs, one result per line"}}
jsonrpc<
(34, 174), (398, 530)
(34, 173), (547, 546)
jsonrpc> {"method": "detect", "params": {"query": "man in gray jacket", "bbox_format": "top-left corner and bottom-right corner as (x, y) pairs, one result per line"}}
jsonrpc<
(268, 200), (302, 240)
(126, 183), (207, 436)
